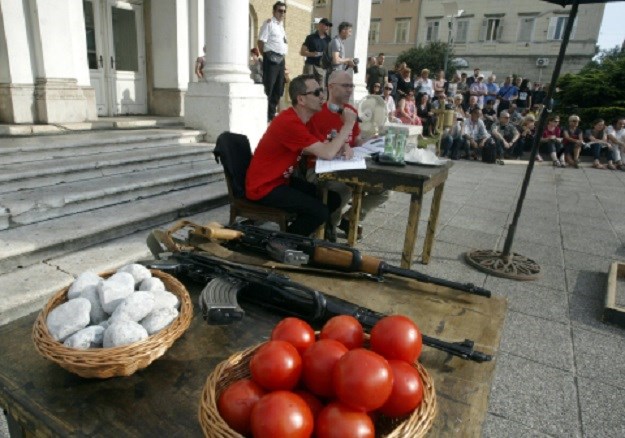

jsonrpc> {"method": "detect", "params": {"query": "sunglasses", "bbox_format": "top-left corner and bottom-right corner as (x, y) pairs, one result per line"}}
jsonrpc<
(302, 87), (324, 97)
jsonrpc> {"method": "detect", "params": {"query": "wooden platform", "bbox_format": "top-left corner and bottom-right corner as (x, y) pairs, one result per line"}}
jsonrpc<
(603, 261), (625, 328)
(0, 252), (506, 437)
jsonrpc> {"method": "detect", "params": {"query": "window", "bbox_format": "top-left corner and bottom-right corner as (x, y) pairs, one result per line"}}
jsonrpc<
(314, 0), (326, 7)
(547, 16), (577, 40)
(455, 19), (469, 43)
(369, 20), (381, 44)
(480, 18), (502, 42)
(395, 19), (410, 43)
(518, 17), (535, 42)
(426, 20), (439, 42)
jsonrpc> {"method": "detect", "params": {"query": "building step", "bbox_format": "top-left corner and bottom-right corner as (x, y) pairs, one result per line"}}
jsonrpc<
(1, 160), (224, 227)
(0, 184), (228, 276)
(0, 143), (214, 193)
(0, 205), (230, 326)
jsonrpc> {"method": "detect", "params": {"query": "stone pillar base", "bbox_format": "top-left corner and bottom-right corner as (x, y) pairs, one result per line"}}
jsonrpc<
(184, 81), (267, 150)
(0, 83), (36, 124)
(35, 78), (94, 124)
(151, 88), (185, 116)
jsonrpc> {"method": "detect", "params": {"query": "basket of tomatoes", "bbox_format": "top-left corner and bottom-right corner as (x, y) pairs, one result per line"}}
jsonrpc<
(198, 314), (436, 438)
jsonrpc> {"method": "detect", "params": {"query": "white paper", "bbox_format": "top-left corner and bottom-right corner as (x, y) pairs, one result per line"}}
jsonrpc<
(315, 156), (367, 173)
(357, 136), (386, 154)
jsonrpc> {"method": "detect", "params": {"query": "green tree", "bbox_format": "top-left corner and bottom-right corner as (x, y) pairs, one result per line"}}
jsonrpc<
(396, 42), (456, 78)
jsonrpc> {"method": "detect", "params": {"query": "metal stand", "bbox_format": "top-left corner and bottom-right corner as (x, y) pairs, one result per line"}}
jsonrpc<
(465, 0), (580, 281)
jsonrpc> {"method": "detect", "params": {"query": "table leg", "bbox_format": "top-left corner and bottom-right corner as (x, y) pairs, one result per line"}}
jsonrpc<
(401, 192), (423, 269)
(347, 185), (363, 247)
(316, 187), (328, 239)
(422, 182), (445, 264)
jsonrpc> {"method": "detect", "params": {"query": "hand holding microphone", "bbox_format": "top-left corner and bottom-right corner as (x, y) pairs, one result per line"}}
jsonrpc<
(328, 103), (362, 123)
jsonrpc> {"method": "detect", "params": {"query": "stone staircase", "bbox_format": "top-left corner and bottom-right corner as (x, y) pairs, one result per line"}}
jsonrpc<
(0, 126), (230, 325)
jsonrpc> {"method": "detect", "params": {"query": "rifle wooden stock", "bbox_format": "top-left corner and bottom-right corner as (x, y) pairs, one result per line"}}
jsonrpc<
(313, 247), (382, 275)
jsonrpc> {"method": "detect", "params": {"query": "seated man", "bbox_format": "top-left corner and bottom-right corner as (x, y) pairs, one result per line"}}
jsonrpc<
(246, 74), (356, 237)
(307, 70), (389, 239)
(490, 111), (520, 160)
(457, 107), (490, 160)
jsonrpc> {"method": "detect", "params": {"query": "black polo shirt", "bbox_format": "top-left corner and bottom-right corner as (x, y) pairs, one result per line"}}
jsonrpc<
(302, 32), (330, 66)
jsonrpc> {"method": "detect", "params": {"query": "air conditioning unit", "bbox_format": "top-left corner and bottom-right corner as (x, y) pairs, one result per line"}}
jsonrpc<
(536, 58), (550, 67)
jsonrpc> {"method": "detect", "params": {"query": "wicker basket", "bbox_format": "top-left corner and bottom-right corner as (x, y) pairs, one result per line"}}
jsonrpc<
(198, 338), (437, 438)
(32, 269), (193, 379)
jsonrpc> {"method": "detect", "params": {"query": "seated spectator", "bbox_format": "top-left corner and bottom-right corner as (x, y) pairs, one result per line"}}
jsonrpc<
(462, 95), (479, 115)
(382, 83), (400, 123)
(369, 82), (382, 95)
(517, 114), (537, 160)
(456, 107), (490, 160)
(450, 94), (466, 120)
(586, 118), (617, 170)
(540, 115), (564, 167)
(396, 90), (421, 125)
(414, 68), (434, 99)
(562, 115), (585, 168)
(490, 111), (520, 160)
(416, 93), (436, 137)
(440, 114), (464, 159)
(508, 103), (523, 128)
(482, 99), (497, 131)
(606, 117), (625, 170)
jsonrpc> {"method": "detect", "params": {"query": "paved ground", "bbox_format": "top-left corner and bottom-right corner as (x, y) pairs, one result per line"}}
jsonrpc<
(2, 158), (624, 437)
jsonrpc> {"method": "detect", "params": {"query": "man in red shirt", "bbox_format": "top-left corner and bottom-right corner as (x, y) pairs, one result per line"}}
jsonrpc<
(246, 74), (357, 236)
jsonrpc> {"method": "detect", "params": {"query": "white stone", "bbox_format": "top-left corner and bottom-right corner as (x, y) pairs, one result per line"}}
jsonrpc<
(103, 321), (149, 348)
(63, 325), (105, 349)
(152, 290), (180, 310)
(67, 271), (102, 299)
(139, 277), (165, 292)
(98, 320), (110, 330)
(117, 264), (152, 286)
(141, 307), (179, 335)
(110, 292), (155, 322)
(46, 298), (91, 341)
(98, 272), (135, 313)
(78, 284), (108, 324)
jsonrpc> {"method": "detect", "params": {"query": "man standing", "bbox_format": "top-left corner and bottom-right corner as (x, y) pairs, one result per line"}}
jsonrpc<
(246, 74), (356, 237)
(469, 73), (488, 108)
(466, 67), (480, 88)
(496, 76), (518, 116)
(258, 2), (288, 122)
(300, 18), (332, 85)
(327, 22), (356, 85)
(365, 53), (387, 95)
(484, 74), (499, 106)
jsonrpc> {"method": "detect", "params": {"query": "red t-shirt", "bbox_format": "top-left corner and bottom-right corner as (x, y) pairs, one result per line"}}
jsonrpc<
(542, 125), (561, 139)
(245, 107), (320, 201)
(305, 103), (361, 168)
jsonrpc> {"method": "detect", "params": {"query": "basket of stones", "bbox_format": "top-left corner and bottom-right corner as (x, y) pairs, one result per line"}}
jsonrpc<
(32, 264), (193, 378)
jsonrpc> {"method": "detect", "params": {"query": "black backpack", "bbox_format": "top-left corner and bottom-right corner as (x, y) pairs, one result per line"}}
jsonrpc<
(482, 140), (497, 164)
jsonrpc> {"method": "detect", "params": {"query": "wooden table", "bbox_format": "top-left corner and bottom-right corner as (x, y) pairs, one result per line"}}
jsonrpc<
(320, 159), (452, 268)
(0, 257), (504, 437)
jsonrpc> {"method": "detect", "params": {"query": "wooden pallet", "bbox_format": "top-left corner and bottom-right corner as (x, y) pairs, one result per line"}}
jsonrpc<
(603, 262), (625, 328)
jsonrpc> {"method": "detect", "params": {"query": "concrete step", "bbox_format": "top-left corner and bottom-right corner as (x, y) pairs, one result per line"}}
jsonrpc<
(1, 159), (224, 227)
(0, 205), (230, 326)
(0, 129), (204, 163)
(0, 143), (214, 193)
(0, 184), (228, 276)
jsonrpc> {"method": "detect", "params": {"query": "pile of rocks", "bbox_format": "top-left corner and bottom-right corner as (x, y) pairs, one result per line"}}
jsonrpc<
(46, 264), (180, 349)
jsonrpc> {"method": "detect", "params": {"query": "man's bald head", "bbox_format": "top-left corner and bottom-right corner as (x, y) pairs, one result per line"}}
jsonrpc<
(328, 70), (351, 85)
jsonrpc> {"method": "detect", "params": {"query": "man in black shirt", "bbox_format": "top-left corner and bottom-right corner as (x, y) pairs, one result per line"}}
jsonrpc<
(300, 18), (332, 85)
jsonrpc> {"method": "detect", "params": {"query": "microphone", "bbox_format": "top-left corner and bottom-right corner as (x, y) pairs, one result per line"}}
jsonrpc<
(328, 103), (362, 123)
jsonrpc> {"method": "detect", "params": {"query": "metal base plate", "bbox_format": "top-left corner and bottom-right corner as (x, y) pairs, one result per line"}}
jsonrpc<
(465, 249), (541, 281)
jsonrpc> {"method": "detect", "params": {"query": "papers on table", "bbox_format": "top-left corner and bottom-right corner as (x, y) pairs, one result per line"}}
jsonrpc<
(353, 136), (385, 155)
(315, 155), (367, 173)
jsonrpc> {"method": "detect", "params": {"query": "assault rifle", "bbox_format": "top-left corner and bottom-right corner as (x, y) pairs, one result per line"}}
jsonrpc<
(143, 251), (492, 363)
(200, 223), (491, 298)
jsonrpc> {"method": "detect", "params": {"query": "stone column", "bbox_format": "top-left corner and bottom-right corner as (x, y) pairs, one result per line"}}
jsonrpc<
(331, 0), (372, 102)
(184, 0), (266, 149)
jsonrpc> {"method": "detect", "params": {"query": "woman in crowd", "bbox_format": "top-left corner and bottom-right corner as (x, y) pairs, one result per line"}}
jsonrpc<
(561, 115), (584, 168)
(586, 118), (616, 169)
(433, 70), (447, 100)
(446, 73), (460, 99)
(517, 114), (537, 161)
(396, 64), (413, 100)
(383, 83), (401, 123)
(540, 115), (564, 167)
(606, 117), (625, 170)
(416, 93), (436, 137)
(414, 68), (434, 99)
(396, 90), (421, 125)
(516, 78), (531, 110)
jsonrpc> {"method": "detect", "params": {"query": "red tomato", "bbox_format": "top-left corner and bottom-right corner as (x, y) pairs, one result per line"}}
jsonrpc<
(333, 348), (393, 412)
(320, 315), (364, 349)
(301, 339), (348, 398)
(250, 391), (314, 438)
(378, 360), (424, 417)
(217, 378), (266, 435)
(370, 315), (422, 363)
(294, 390), (324, 419)
(249, 340), (302, 391)
(315, 402), (375, 438)
(271, 317), (316, 356)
